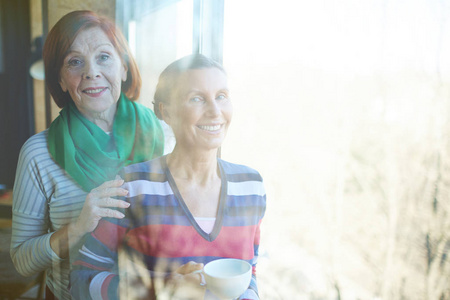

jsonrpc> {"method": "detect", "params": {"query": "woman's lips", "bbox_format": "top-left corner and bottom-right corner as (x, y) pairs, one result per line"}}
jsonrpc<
(83, 87), (107, 97)
(197, 124), (222, 132)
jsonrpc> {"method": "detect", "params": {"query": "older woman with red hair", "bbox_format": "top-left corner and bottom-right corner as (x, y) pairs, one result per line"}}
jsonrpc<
(10, 10), (164, 299)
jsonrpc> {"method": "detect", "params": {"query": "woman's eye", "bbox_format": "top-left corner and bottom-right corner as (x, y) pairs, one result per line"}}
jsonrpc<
(216, 94), (227, 101)
(190, 96), (202, 103)
(68, 59), (82, 67)
(99, 54), (110, 61)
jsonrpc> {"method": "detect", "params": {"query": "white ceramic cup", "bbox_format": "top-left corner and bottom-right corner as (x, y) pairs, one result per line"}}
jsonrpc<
(194, 258), (252, 299)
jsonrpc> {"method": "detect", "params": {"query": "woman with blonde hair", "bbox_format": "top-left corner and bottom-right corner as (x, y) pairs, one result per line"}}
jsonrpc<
(71, 54), (266, 300)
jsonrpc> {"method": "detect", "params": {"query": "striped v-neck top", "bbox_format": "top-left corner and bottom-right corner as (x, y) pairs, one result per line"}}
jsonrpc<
(71, 155), (266, 300)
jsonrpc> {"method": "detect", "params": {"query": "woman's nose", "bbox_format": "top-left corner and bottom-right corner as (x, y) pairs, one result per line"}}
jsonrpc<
(206, 100), (221, 116)
(83, 61), (100, 79)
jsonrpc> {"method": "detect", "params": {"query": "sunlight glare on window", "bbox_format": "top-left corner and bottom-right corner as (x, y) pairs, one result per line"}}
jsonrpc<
(128, 20), (136, 57)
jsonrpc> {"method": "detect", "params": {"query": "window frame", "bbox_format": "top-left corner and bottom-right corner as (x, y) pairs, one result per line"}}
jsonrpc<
(115, 0), (224, 63)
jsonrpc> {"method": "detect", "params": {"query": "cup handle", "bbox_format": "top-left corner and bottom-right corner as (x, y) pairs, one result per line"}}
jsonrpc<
(192, 269), (206, 286)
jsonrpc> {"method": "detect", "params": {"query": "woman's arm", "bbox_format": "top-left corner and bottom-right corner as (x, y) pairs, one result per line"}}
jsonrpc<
(11, 178), (129, 276)
(10, 136), (130, 276)
(238, 219), (262, 300)
(10, 137), (62, 276)
(240, 174), (266, 300)
(70, 218), (126, 300)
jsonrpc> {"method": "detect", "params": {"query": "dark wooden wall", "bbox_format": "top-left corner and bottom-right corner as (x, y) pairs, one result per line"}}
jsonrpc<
(0, 0), (35, 189)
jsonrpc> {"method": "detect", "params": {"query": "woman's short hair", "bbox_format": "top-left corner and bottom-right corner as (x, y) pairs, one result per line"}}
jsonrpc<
(43, 10), (141, 108)
(153, 54), (226, 119)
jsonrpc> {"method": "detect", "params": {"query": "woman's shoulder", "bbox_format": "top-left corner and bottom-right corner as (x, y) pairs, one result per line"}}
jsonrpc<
(218, 159), (263, 182)
(19, 130), (50, 157)
(121, 156), (166, 181)
(220, 159), (266, 201)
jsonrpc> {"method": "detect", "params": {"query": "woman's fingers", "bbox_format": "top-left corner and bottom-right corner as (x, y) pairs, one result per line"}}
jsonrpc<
(172, 262), (205, 286)
(90, 177), (128, 199)
(92, 177), (126, 192)
(176, 261), (204, 275)
(97, 207), (126, 219)
(93, 187), (129, 199)
(98, 197), (130, 209)
(92, 177), (124, 191)
(84, 196), (130, 217)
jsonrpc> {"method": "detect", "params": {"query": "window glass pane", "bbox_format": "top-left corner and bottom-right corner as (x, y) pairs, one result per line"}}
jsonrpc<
(127, 0), (193, 153)
(131, 0), (193, 109)
(223, 1), (450, 299)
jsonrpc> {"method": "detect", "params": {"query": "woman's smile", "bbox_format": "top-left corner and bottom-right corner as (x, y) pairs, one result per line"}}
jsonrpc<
(197, 124), (223, 132)
(82, 87), (108, 97)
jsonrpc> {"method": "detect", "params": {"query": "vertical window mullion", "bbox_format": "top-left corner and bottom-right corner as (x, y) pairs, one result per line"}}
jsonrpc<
(192, 0), (224, 63)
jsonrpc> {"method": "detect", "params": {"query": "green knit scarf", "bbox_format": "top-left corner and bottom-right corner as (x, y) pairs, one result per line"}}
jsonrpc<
(48, 93), (164, 192)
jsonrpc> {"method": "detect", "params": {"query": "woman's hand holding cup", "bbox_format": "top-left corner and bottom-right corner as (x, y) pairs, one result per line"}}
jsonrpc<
(173, 261), (205, 285)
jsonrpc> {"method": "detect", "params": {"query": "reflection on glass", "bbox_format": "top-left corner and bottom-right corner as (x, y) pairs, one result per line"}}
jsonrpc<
(128, 0), (193, 153)
(131, 0), (193, 109)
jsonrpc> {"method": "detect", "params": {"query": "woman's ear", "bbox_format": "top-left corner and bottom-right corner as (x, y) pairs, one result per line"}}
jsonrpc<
(59, 78), (68, 92)
(121, 62), (128, 82)
(159, 102), (171, 125)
